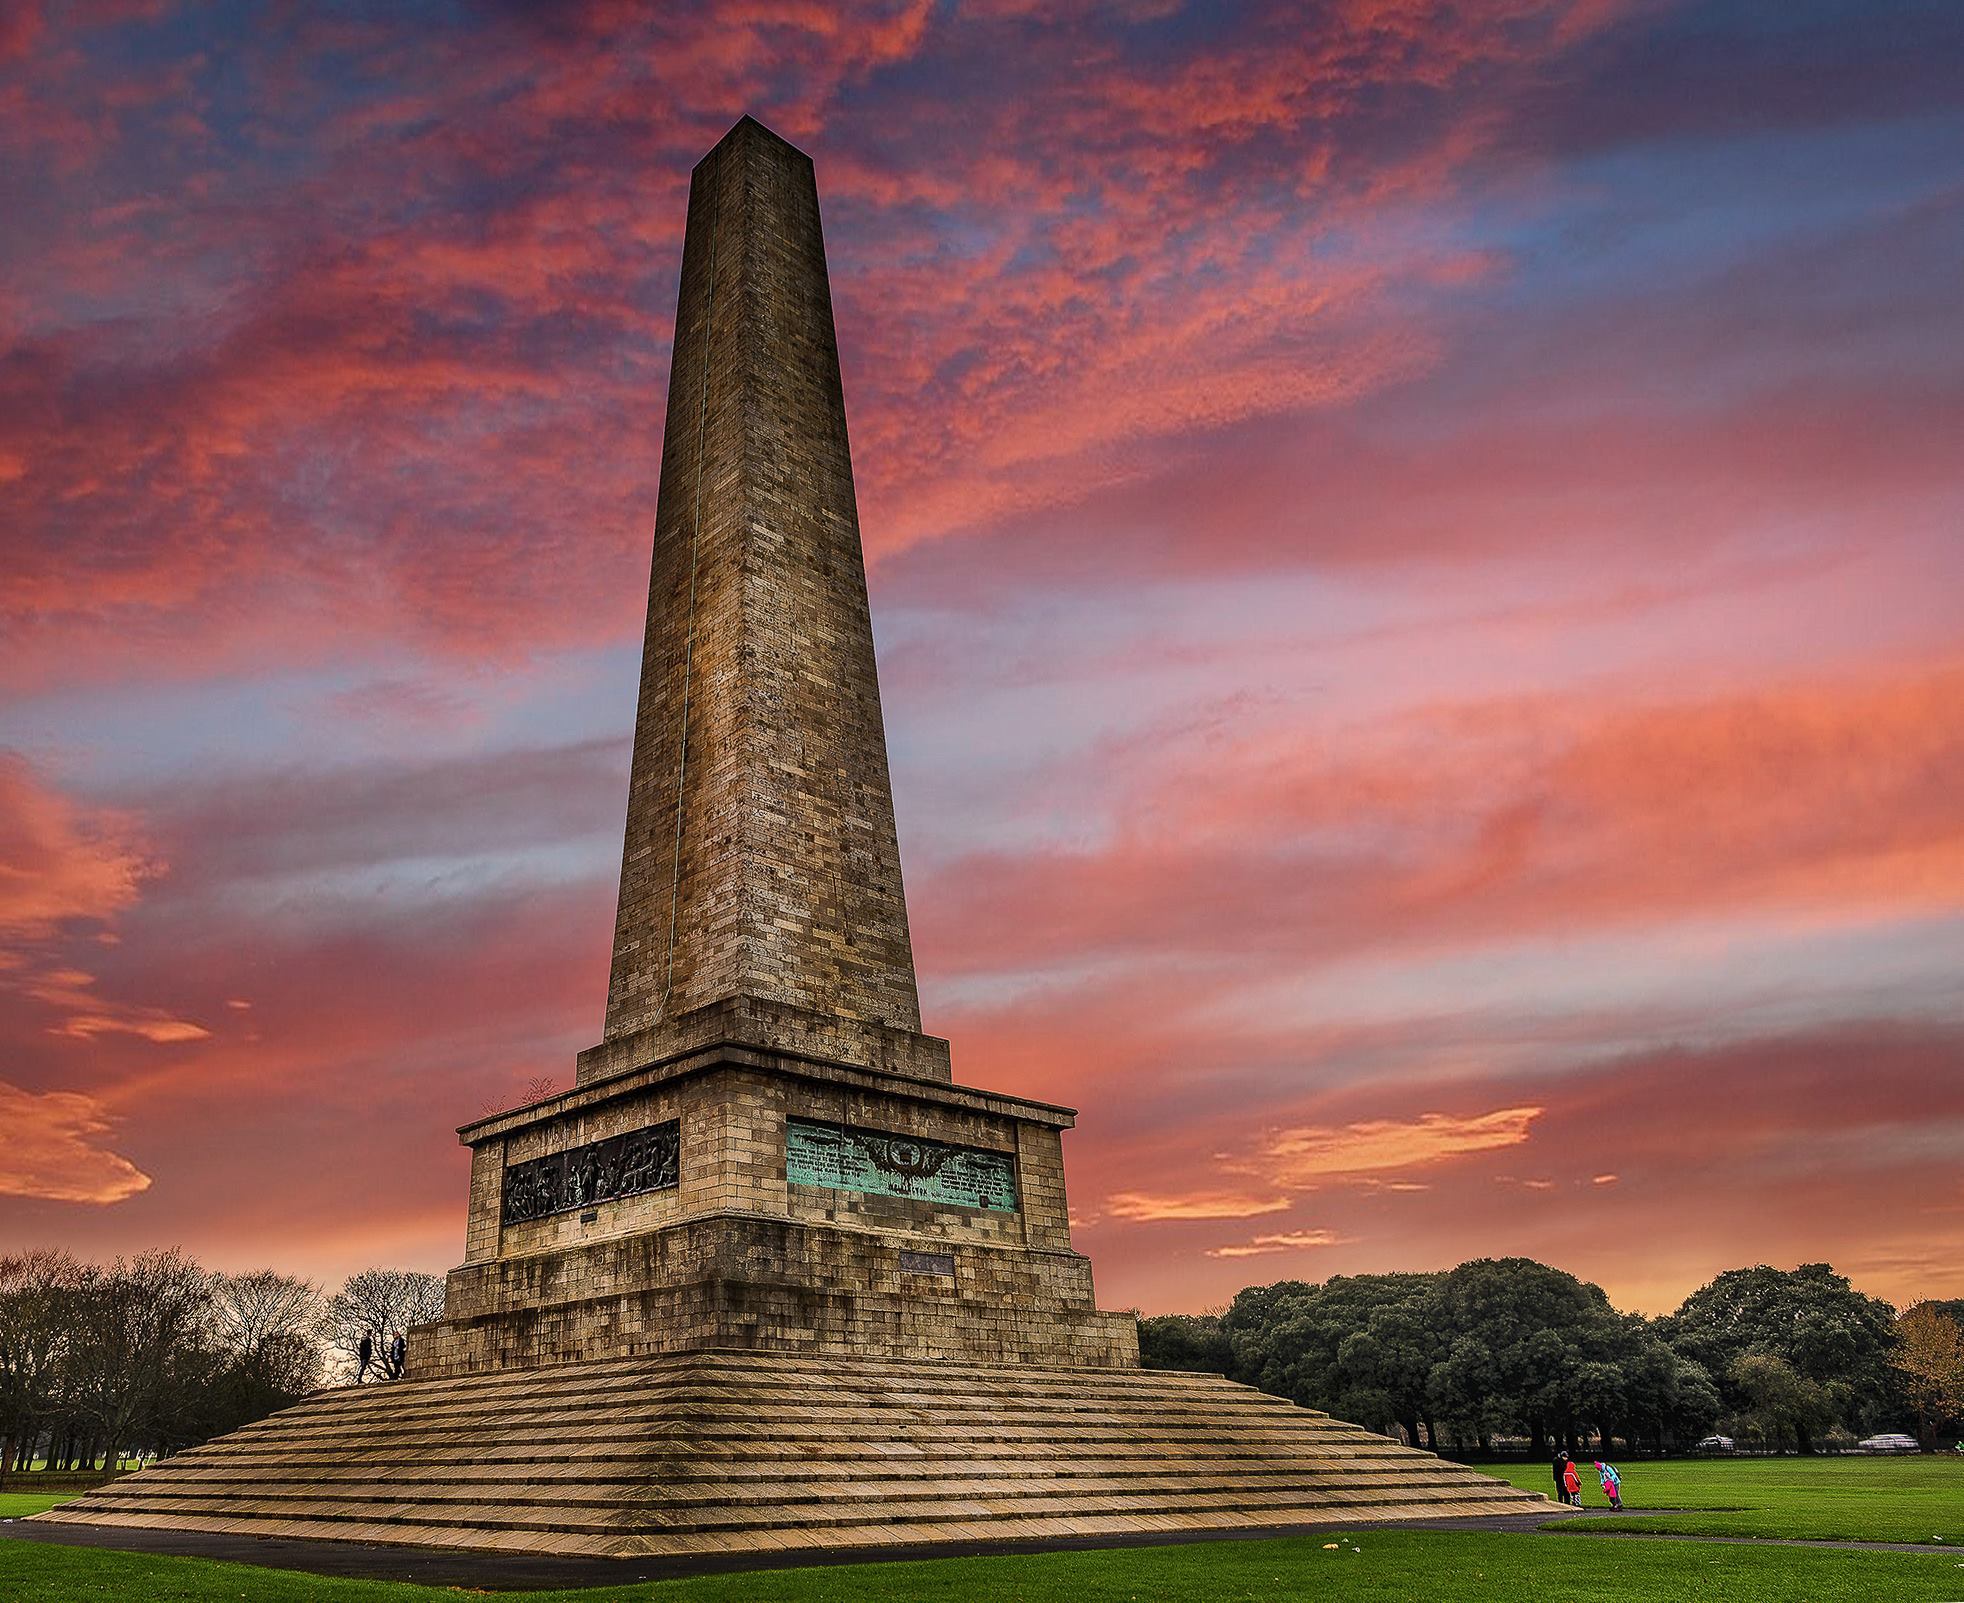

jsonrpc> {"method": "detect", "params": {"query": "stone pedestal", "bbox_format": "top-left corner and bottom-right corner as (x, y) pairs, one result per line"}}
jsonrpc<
(409, 1000), (1137, 1375)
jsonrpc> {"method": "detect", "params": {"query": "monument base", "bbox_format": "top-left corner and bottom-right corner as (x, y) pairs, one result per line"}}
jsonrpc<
(416, 1212), (1137, 1375)
(35, 1350), (1548, 1557)
(420, 1020), (1138, 1373)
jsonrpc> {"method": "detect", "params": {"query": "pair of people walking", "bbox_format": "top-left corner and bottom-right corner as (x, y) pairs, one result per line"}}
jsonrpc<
(1551, 1450), (1623, 1509)
(355, 1331), (408, 1382)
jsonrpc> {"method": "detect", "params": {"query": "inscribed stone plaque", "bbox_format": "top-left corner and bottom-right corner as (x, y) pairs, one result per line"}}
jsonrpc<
(899, 1249), (957, 1276)
(786, 1118), (1018, 1212)
(501, 1120), (679, 1224)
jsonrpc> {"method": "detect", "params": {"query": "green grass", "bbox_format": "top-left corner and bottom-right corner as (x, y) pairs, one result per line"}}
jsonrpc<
(1481, 1454), (1964, 1544)
(4, 1530), (1964, 1603)
(0, 1491), (79, 1518)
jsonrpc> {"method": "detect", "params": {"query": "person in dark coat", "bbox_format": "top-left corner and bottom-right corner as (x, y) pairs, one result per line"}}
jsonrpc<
(1551, 1449), (1570, 1503)
(357, 1333), (373, 1382)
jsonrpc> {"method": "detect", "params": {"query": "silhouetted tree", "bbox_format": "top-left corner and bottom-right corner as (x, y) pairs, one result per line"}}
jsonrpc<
(326, 1269), (443, 1382)
(0, 1251), (81, 1480)
(204, 1270), (325, 1429)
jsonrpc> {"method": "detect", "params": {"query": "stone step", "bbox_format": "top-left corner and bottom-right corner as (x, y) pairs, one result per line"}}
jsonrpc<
(159, 1429), (1419, 1466)
(146, 1436), (1482, 1474)
(35, 1353), (1548, 1557)
(67, 1465), (1515, 1509)
(48, 1481), (1534, 1537)
(189, 1392), (1372, 1434)
(95, 1457), (1492, 1491)
(237, 1380), (1320, 1435)
(272, 1350), (1257, 1399)
(252, 1387), (1329, 1429)
(34, 1497), (1530, 1558)
(201, 1406), (1359, 1448)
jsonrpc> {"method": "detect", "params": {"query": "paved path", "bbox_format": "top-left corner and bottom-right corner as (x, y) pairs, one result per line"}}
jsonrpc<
(4, 1510), (1957, 1591)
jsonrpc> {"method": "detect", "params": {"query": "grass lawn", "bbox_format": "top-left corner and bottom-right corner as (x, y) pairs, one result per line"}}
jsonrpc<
(4, 1529), (1964, 1603)
(1481, 1454), (1964, 1544)
(0, 1492), (79, 1519)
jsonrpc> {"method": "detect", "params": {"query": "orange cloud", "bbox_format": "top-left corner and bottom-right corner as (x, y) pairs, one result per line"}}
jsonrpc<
(1261, 1107), (1545, 1184)
(0, 759), (205, 1043)
(49, 1013), (210, 1044)
(0, 1080), (151, 1204)
(1205, 1229), (1351, 1259)
(0, 752), (153, 936)
(1104, 1191), (1293, 1222)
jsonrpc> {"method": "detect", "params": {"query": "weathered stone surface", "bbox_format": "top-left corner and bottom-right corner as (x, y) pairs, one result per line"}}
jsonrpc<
(38, 1352), (1551, 1558)
(415, 1056), (1120, 1373)
(604, 115), (921, 1050)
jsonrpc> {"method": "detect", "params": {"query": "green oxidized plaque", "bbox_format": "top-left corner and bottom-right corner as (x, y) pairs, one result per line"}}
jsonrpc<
(786, 1118), (1018, 1212)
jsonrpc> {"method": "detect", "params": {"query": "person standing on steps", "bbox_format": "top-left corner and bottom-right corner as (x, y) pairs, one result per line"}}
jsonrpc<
(1551, 1449), (1571, 1504)
(357, 1333), (373, 1382)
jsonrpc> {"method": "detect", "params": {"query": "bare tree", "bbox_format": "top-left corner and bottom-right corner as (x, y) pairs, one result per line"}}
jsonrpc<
(64, 1249), (217, 1467)
(210, 1270), (325, 1399)
(325, 1269), (444, 1383)
(0, 1250), (81, 1481)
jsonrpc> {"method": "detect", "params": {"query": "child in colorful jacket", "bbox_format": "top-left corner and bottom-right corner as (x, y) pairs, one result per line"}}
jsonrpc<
(1562, 1459), (1582, 1505)
(1594, 1460), (1623, 1509)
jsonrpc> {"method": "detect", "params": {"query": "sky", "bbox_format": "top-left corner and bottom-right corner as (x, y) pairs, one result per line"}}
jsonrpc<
(2, 0), (1961, 1320)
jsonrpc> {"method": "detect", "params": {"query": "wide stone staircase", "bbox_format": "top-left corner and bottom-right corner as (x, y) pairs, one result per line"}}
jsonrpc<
(34, 1351), (1548, 1557)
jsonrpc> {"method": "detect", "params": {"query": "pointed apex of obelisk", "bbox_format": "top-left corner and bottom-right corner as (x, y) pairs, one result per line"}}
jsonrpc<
(600, 113), (925, 1060)
(710, 113), (801, 151)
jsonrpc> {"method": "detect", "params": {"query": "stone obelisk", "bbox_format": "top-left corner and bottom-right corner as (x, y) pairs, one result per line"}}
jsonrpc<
(35, 118), (1545, 1562)
(606, 116), (921, 1050)
(403, 117), (1129, 1373)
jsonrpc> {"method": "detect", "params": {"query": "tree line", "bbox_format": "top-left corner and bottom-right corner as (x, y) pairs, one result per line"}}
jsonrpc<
(0, 1249), (443, 1481)
(1139, 1259), (1964, 1456)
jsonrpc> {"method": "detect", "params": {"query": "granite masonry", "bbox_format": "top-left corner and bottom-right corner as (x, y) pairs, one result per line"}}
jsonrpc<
(37, 116), (1545, 1559)
(403, 115), (1136, 1377)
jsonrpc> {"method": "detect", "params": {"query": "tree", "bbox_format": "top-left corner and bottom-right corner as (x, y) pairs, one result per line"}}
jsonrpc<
(1613, 1325), (1721, 1453)
(206, 1271), (325, 1428)
(1666, 1264), (1898, 1451)
(1427, 1258), (1634, 1453)
(1137, 1313), (1232, 1375)
(326, 1269), (444, 1382)
(1726, 1352), (1836, 1452)
(63, 1250), (218, 1467)
(1893, 1302), (1964, 1449)
(0, 1250), (81, 1480)
(1222, 1273), (1445, 1444)
(1428, 1335), (1506, 1453)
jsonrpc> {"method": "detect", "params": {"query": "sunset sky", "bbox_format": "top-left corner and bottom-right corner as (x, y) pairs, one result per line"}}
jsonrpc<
(3, 0), (1960, 1319)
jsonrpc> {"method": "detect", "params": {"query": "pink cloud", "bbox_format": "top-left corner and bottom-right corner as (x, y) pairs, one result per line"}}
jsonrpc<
(1260, 1108), (1544, 1184)
(1105, 1191), (1293, 1222)
(1205, 1229), (1352, 1260)
(0, 1080), (151, 1204)
(0, 752), (154, 937)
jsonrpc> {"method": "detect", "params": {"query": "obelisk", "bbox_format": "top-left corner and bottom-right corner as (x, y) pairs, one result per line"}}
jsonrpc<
(606, 117), (921, 1048)
(32, 118), (1547, 1561)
